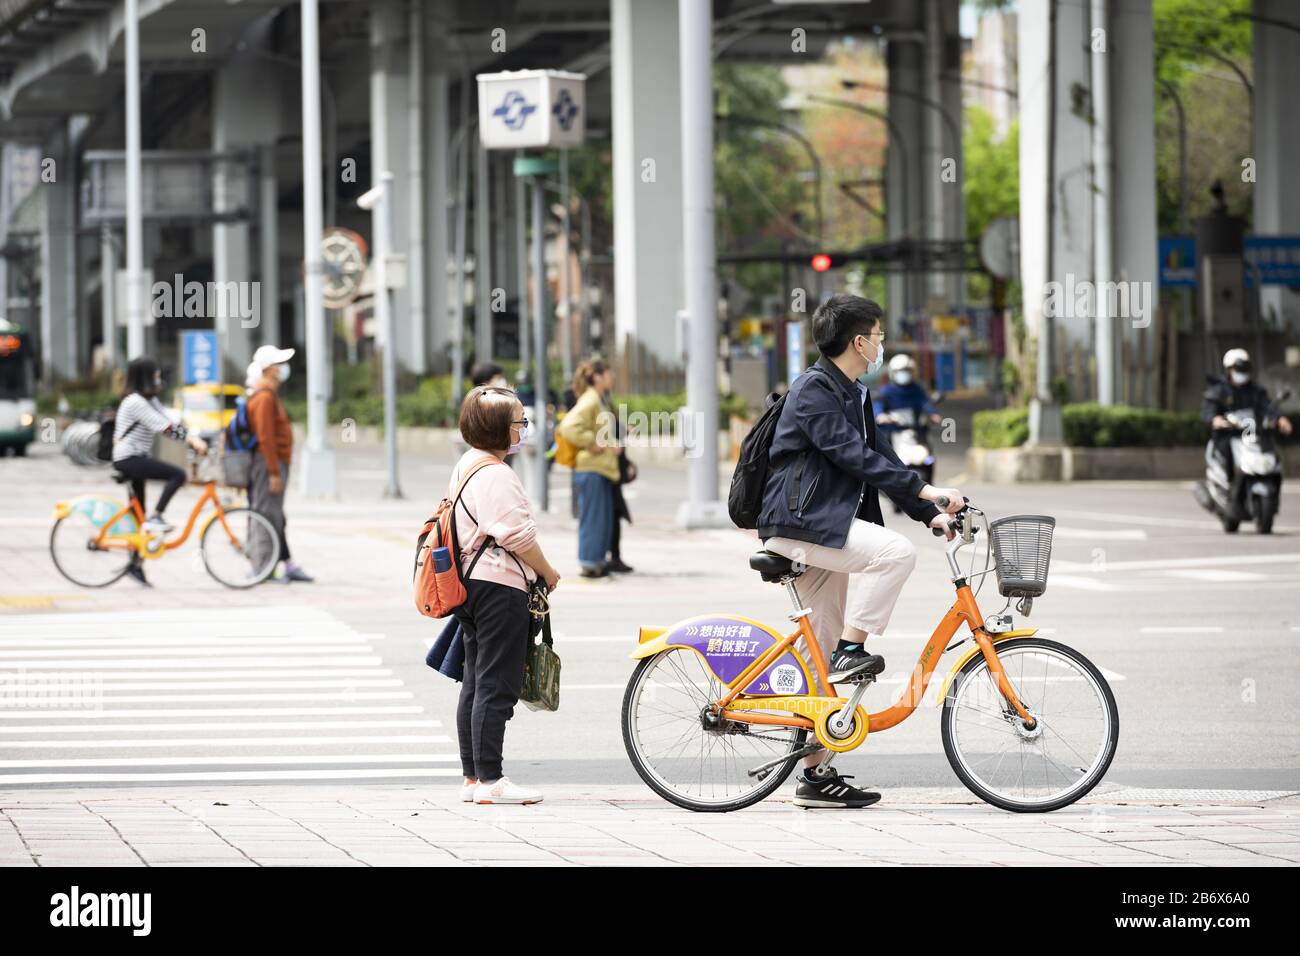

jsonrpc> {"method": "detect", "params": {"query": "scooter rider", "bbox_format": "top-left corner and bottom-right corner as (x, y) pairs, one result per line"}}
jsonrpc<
(1203, 349), (1293, 473)
(874, 354), (941, 431)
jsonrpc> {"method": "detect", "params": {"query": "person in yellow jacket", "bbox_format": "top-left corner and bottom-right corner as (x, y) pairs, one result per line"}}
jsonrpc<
(556, 359), (620, 578)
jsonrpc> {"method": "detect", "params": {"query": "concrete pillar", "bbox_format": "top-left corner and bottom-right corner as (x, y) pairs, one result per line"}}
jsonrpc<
(887, 38), (925, 320)
(424, 65), (451, 367)
(611, 0), (685, 366)
(213, 26), (283, 379)
(369, 0), (416, 371)
(39, 123), (77, 382)
(258, 143), (280, 350)
(1018, 0), (1095, 405)
(1253, 0), (1300, 332)
(1110, 0), (1159, 406)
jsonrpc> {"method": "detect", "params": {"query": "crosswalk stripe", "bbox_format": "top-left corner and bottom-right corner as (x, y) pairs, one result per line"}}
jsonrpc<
(0, 605), (458, 789)
(0, 769), (463, 785)
(0, 719), (440, 734)
(0, 705), (426, 719)
(0, 754), (457, 768)
(1, 690), (415, 704)
(3, 735), (451, 749)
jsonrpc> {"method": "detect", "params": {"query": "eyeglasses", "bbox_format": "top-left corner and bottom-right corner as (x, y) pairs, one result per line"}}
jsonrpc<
(860, 331), (886, 343)
(512, 417), (530, 428)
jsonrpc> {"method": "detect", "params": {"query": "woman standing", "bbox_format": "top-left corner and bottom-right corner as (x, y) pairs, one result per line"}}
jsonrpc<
(557, 359), (620, 578)
(452, 385), (561, 805)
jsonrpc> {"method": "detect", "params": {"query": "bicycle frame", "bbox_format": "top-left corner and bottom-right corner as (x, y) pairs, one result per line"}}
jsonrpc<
(84, 482), (240, 559)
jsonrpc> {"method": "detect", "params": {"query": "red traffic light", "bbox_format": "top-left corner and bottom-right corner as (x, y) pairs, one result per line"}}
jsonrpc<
(810, 253), (833, 273)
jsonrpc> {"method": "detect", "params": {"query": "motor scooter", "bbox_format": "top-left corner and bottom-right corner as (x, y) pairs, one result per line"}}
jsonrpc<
(1193, 389), (1290, 534)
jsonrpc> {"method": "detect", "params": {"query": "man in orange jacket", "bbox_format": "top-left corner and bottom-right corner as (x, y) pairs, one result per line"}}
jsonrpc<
(248, 344), (314, 583)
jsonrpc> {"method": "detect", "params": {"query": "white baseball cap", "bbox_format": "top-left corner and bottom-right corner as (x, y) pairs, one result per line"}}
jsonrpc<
(252, 345), (295, 368)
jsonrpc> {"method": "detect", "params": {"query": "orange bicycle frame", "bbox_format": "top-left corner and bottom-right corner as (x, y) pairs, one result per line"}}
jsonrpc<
(91, 482), (241, 556)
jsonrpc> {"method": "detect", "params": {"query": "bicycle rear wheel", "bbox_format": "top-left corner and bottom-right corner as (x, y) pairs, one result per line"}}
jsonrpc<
(200, 506), (281, 588)
(49, 514), (133, 588)
(622, 647), (808, 812)
(941, 637), (1118, 812)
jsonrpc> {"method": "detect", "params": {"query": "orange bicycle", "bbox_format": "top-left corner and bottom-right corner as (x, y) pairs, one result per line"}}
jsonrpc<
(623, 500), (1118, 812)
(50, 451), (282, 589)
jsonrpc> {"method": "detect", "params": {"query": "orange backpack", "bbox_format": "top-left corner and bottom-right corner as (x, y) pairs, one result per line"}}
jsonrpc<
(413, 457), (501, 618)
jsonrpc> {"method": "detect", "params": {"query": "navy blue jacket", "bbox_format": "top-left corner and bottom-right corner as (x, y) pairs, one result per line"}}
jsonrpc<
(758, 356), (940, 549)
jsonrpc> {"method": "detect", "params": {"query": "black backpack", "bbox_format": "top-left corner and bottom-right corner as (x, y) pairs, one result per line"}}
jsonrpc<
(95, 409), (137, 463)
(727, 391), (787, 529)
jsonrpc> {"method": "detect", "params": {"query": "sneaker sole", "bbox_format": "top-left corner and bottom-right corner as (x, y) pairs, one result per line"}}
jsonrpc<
(475, 798), (544, 805)
(793, 795), (881, 809)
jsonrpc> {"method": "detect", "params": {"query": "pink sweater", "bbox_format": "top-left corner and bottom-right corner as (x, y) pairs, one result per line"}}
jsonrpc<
(450, 451), (539, 592)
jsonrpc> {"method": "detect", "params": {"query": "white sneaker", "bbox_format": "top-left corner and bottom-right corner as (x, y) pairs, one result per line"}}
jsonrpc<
(474, 776), (543, 805)
(142, 515), (173, 535)
(460, 777), (479, 802)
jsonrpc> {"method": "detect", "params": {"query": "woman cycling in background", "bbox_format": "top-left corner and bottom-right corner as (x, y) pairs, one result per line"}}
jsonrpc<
(112, 356), (208, 545)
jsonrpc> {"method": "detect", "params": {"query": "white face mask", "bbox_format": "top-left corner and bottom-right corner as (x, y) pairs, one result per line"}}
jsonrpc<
(858, 336), (884, 377)
(277, 364), (291, 383)
(1229, 370), (1249, 386)
(508, 421), (529, 455)
(892, 371), (912, 386)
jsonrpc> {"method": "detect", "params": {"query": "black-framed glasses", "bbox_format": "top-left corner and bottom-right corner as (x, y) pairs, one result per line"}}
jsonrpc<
(512, 417), (530, 428)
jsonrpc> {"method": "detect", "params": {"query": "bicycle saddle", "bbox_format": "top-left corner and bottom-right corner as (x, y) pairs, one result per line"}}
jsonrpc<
(110, 472), (130, 484)
(749, 551), (801, 582)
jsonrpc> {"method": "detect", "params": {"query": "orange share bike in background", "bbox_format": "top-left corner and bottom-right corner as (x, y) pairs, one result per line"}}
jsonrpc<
(622, 500), (1119, 812)
(50, 450), (282, 589)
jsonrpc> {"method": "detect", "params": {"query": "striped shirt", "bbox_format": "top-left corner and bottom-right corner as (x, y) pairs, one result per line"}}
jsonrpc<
(112, 393), (186, 462)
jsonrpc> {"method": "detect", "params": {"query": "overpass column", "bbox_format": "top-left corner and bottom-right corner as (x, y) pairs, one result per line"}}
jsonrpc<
(39, 122), (77, 382)
(611, 0), (684, 367)
(424, 59), (451, 368)
(1253, 0), (1300, 332)
(370, 0), (417, 372)
(213, 26), (283, 379)
(886, 38), (925, 321)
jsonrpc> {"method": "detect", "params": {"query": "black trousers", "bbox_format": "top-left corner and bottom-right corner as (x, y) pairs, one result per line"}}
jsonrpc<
(114, 455), (185, 516)
(454, 579), (530, 781)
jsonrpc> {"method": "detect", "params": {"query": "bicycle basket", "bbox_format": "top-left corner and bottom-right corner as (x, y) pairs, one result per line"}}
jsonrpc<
(988, 515), (1055, 598)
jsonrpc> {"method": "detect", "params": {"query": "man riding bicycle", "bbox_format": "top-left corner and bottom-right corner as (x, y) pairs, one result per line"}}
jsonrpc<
(758, 294), (964, 808)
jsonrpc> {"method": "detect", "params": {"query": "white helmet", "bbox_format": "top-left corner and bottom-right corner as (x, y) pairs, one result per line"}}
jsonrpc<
(1222, 348), (1250, 371)
(889, 354), (915, 374)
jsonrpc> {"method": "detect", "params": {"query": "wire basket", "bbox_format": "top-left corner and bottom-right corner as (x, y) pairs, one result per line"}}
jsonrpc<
(988, 515), (1055, 598)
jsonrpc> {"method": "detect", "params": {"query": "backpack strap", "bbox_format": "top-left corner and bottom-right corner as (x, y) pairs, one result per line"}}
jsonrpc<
(450, 456), (532, 588)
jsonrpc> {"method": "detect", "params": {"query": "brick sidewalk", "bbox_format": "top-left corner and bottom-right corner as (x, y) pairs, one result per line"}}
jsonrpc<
(2, 786), (1298, 867)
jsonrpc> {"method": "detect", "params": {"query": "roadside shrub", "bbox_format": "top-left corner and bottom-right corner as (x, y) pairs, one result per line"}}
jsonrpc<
(973, 404), (1205, 449)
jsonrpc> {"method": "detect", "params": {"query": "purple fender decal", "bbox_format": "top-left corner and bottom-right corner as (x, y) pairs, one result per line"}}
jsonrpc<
(661, 615), (811, 696)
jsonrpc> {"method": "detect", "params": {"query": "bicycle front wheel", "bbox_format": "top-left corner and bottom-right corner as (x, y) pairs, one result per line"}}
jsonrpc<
(941, 637), (1118, 812)
(49, 514), (133, 588)
(199, 506), (281, 588)
(622, 647), (808, 812)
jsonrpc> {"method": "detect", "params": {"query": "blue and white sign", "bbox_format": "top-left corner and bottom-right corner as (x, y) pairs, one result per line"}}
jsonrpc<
(1158, 236), (1197, 287)
(180, 329), (218, 385)
(477, 70), (586, 149)
(1243, 236), (1300, 286)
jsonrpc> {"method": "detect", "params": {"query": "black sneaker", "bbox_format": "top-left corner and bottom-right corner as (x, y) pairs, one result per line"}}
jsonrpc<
(828, 644), (886, 682)
(606, 559), (634, 574)
(794, 771), (881, 808)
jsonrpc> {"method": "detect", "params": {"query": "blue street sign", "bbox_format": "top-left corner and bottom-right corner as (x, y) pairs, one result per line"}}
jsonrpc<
(786, 321), (804, 388)
(933, 351), (956, 392)
(1244, 236), (1300, 286)
(1158, 236), (1197, 287)
(181, 330), (219, 385)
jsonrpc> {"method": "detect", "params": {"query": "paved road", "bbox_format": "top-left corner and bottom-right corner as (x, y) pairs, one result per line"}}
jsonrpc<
(1, 438), (1298, 800)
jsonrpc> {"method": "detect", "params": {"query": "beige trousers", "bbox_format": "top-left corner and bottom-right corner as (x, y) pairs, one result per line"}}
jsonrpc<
(764, 518), (917, 693)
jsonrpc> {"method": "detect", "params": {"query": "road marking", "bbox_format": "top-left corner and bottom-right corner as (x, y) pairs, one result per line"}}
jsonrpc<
(1053, 526), (1148, 541)
(0, 690), (416, 705)
(0, 636), (373, 648)
(1161, 569), (1267, 582)
(1044, 574), (1122, 591)
(0, 753), (457, 769)
(0, 678), (404, 691)
(0, 657), (384, 669)
(0, 768), (463, 785)
(1139, 626), (1224, 634)
(0, 705), (426, 720)
(0, 646), (382, 659)
(0, 719), (440, 735)
(1055, 552), (1300, 574)
(2, 735), (451, 749)
(0, 669), (393, 681)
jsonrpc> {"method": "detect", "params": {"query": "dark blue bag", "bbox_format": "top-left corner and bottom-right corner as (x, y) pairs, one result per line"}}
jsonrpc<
(425, 616), (465, 682)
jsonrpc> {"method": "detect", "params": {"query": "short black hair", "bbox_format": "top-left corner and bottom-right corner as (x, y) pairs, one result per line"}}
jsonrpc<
(811, 294), (883, 358)
(470, 362), (505, 387)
